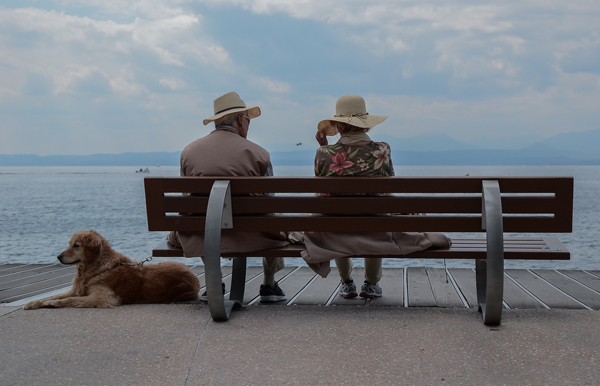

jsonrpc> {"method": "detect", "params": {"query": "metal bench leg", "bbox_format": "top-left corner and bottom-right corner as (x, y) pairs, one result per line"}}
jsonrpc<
(229, 257), (247, 305)
(476, 180), (504, 326)
(204, 180), (241, 322)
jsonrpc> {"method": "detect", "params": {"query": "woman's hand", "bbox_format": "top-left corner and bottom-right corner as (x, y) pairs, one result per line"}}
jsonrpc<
(315, 131), (328, 146)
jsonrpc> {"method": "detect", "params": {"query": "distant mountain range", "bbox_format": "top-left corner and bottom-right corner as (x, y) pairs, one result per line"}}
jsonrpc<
(0, 152), (182, 167)
(2, 129), (599, 166)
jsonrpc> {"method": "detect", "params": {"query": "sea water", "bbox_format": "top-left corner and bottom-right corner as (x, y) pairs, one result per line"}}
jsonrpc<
(1, 165), (598, 270)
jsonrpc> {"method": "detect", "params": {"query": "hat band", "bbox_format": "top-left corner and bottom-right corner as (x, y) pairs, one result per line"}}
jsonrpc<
(335, 113), (369, 117)
(215, 105), (246, 115)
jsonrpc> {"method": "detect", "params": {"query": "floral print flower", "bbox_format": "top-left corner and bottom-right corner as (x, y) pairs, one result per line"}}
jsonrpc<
(373, 145), (390, 170)
(356, 158), (369, 171)
(329, 151), (355, 176)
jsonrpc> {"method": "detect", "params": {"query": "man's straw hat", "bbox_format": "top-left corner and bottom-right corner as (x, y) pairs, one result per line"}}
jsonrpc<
(317, 94), (388, 136)
(203, 92), (261, 126)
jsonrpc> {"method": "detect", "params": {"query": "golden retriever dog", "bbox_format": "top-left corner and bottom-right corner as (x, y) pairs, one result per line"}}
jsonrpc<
(24, 230), (200, 309)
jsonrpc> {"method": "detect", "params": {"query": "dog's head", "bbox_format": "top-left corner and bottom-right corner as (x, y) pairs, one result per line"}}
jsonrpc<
(57, 230), (111, 266)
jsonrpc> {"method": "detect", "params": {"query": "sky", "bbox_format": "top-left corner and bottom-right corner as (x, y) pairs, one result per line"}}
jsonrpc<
(0, 0), (599, 156)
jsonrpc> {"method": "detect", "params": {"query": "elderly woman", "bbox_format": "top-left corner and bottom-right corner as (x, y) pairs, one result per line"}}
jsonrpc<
(301, 95), (450, 299)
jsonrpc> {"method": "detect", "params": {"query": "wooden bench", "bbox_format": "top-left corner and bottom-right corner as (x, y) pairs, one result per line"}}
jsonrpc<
(144, 176), (573, 325)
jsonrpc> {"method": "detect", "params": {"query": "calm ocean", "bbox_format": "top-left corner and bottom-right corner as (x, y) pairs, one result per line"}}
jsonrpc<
(1, 165), (598, 270)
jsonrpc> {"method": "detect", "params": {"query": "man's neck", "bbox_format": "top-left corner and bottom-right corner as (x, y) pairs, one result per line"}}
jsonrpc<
(215, 125), (240, 136)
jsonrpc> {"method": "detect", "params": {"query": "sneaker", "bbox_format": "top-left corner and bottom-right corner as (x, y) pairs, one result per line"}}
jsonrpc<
(339, 280), (358, 299)
(199, 282), (226, 302)
(359, 281), (382, 299)
(259, 281), (287, 303)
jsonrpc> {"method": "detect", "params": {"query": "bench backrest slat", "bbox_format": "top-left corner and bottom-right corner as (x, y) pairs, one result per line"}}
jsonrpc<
(145, 176), (573, 234)
(152, 176), (570, 194)
(162, 196), (560, 215)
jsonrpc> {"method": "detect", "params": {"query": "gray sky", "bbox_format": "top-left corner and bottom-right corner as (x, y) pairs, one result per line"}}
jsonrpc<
(1, 1), (599, 155)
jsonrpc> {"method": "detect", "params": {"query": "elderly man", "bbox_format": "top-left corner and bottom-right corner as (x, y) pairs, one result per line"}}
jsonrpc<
(167, 91), (289, 303)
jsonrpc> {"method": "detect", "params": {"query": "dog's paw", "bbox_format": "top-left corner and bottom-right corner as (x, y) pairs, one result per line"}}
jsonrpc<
(23, 300), (44, 310)
(41, 300), (61, 308)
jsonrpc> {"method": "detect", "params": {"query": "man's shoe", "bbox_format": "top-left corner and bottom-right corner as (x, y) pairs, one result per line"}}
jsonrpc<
(199, 282), (226, 302)
(359, 281), (382, 299)
(259, 281), (287, 303)
(339, 280), (358, 299)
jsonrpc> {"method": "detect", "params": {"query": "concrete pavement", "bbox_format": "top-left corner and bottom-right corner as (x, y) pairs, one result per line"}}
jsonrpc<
(1, 304), (598, 385)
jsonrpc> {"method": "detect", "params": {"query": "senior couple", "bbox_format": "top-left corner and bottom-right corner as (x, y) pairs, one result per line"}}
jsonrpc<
(167, 92), (450, 303)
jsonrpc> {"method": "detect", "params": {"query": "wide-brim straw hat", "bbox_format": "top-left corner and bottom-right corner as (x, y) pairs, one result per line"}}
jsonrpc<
(317, 94), (388, 136)
(203, 91), (261, 126)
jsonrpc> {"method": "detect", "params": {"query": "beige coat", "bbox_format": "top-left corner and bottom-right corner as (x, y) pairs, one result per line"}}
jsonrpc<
(300, 231), (451, 277)
(172, 128), (289, 258)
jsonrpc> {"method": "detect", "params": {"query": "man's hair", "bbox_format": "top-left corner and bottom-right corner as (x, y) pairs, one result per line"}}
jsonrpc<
(214, 112), (240, 128)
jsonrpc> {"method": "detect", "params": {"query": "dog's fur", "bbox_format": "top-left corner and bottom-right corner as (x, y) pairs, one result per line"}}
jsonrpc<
(24, 230), (200, 309)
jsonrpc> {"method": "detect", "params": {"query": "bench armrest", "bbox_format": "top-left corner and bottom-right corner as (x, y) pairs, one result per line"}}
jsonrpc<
(477, 180), (504, 325)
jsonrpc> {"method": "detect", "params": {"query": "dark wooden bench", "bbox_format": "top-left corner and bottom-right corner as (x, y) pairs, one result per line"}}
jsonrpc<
(144, 176), (573, 325)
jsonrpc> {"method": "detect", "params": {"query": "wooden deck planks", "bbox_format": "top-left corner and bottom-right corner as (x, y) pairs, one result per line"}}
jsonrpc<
(292, 270), (340, 305)
(448, 268), (477, 308)
(505, 269), (585, 309)
(0, 264), (28, 273)
(189, 265), (205, 276)
(0, 264), (59, 277)
(503, 274), (546, 309)
(425, 268), (464, 308)
(276, 267), (319, 306)
(371, 268), (404, 306)
(407, 267), (437, 307)
(0, 273), (75, 302)
(532, 270), (600, 310)
(0, 266), (75, 291)
(3, 265), (600, 311)
(559, 270), (600, 293)
(1, 282), (72, 304)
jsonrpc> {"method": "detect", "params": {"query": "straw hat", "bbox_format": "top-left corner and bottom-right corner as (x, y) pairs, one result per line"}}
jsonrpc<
(202, 92), (261, 126)
(317, 94), (388, 136)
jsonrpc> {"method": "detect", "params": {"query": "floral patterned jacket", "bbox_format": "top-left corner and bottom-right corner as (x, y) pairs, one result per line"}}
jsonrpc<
(314, 141), (395, 177)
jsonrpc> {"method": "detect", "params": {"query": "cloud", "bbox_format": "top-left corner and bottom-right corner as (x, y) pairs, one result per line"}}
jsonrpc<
(61, 0), (188, 19)
(0, 7), (230, 98)
(560, 43), (600, 74)
(0, 86), (18, 103)
(159, 77), (188, 90)
(250, 77), (291, 93)
(370, 69), (600, 140)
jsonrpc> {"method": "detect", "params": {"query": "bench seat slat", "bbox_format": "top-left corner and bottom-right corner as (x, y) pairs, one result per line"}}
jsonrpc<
(152, 237), (569, 260)
(154, 215), (569, 233)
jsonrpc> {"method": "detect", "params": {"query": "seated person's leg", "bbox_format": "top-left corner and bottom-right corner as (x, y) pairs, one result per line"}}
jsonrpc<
(335, 257), (354, 282)
(364, 257), (382, 285)
(260, 257), (286, 303)
(336, 258), (357, 298)
(361, 258), (383, 298)
(262, 257), (284, 286)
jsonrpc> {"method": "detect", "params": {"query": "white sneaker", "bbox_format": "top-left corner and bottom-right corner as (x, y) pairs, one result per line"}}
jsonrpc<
(360, 281), (382, 299)
(339, 280), (358, 299)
